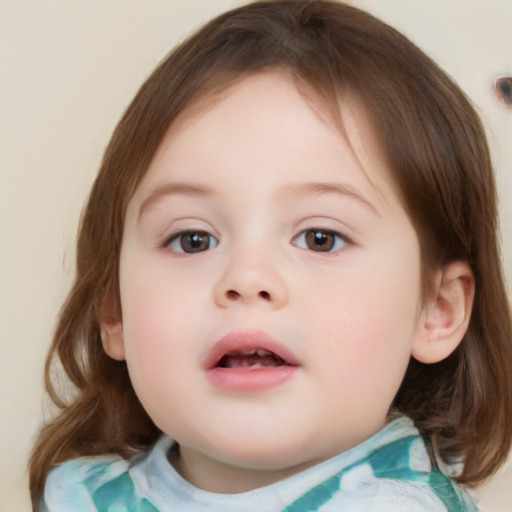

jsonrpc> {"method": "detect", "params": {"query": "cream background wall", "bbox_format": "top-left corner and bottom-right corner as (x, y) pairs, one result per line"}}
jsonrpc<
(0, 1), (510, 511)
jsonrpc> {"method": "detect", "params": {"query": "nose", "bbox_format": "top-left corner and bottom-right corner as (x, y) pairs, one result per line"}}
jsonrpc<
(213, 250), (288, 310)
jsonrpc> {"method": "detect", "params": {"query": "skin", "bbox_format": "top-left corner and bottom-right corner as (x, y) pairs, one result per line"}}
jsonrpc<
(102, 72), (473, 493)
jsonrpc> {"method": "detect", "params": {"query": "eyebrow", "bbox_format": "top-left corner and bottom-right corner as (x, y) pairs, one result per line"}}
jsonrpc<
(283, 182), (380, 216)
(137, 180), (379, 219)
(138, 183), (213, 219)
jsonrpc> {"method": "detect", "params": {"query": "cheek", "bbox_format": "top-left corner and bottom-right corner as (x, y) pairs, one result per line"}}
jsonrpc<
(315, 259), (420, 335)
(119, 267), (199, 377)
(312, 288), (417, 423)
(307, 247), (422, 381)
(118, 275), (203, 430)
(121, 255), (207, 331)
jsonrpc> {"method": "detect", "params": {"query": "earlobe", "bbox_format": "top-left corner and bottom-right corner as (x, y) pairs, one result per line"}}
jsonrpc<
(98, 296), (126, 361)
(100, 323), (125, 361)
(412, 261), (474, 364)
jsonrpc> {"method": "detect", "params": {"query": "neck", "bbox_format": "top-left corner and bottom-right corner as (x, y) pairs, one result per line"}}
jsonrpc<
(169, 444), (321, 494)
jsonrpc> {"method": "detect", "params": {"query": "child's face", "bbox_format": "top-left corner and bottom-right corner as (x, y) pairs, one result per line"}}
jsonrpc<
(113, 72), (426, 491)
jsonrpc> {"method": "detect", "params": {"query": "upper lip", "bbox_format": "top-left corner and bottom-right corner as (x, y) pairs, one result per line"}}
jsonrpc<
(202, 330), (300, 370)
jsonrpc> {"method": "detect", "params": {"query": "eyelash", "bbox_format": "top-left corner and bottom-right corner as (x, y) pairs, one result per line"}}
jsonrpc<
(164, 230), (218, 254)
(163, 227), (351, 255)
(292, 228), (351, 253)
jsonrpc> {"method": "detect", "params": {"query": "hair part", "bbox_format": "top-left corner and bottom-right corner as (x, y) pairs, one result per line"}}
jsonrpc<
(30, 0), (512, 505)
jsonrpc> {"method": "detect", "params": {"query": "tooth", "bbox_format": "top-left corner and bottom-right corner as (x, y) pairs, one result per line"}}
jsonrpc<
(256, 349), (271, 356)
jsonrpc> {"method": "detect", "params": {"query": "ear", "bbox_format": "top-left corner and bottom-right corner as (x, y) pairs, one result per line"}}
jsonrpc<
(412, 261), (474, 364)
(98, 296), (125, 361)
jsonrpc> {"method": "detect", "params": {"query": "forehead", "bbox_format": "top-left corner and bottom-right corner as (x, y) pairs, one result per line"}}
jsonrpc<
(135, 71), (397, 208)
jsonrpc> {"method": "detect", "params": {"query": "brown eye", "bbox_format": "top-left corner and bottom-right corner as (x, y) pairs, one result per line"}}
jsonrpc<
(295, 229), (346, 252)
(168, 231), (217, 253)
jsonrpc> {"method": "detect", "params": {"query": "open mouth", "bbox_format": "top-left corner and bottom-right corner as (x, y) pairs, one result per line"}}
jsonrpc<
(204, 331), (299, 391)
(204, 330), (299, 370)
(216, 349), (288, 369)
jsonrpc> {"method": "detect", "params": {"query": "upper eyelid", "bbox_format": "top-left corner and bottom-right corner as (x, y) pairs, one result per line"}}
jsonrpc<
(292, 228), (350, 254)
(158, 219), (219, 241)
(164, 228), (217, 243)
(294, 227), (350, 239)
(293, 224), (355, 244)
(155, 217), (358, 248)
(164, 229), (219, 253)
(161, 228), (350, 255)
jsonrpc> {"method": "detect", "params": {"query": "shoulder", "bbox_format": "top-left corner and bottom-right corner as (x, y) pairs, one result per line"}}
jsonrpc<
(42, 454), (158, 512)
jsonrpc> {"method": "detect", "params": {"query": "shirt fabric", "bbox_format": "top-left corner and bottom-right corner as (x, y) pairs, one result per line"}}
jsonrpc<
(42, 416), (481, 511)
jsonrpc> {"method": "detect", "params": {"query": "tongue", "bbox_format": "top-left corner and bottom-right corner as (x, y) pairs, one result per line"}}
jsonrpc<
(218, 353), (284, 369)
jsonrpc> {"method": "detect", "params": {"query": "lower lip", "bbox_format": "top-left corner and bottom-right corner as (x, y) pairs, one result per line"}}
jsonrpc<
(205, 366), (298, 392)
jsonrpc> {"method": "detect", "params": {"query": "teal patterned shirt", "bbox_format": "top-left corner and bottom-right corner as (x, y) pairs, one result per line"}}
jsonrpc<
(42, 417), (481, 511)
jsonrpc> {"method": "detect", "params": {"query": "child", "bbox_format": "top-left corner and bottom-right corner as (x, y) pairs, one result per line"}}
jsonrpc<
(30, 1), (512, 510)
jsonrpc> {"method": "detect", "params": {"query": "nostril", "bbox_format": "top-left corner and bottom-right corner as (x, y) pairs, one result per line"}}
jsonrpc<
(226, 290), (241, 300)
(223, 289), (272, 301)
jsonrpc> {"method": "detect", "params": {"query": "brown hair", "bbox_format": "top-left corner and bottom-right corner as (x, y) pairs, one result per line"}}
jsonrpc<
(30, 0), (512, 505)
